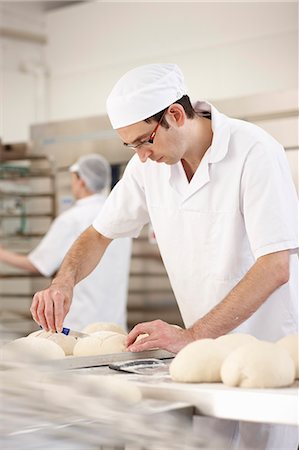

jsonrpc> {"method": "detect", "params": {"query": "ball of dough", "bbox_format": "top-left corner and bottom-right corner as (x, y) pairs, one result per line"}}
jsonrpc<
(82, 322), (127, 335)
(215, 333), (258, 357)
(91, 331), (118, 339)
(73, 332), (126, 357)
(73, 336), (103, 357)
(277, 334), (299, 379)
(27, 330), (76, 356)
(99, 333), (126, 354)
(2, 337), (65, 362)
(45, 333), (76, 356)
(170, 339), (224, 383)
(220, 341), (295, 388)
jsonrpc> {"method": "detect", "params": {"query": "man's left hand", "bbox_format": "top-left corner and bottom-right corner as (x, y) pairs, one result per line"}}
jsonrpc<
(126, 319), (194, 354)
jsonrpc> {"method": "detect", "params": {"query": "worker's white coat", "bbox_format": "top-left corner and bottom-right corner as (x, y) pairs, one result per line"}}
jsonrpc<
(93, 102), (298, 341)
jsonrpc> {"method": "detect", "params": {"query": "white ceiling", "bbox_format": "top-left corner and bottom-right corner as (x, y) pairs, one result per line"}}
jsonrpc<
(46, 2), (298, 72)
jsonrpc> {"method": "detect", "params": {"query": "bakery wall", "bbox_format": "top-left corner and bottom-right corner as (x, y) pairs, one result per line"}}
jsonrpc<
(1, 2), (298, 142)
(45, 2), (297, 121)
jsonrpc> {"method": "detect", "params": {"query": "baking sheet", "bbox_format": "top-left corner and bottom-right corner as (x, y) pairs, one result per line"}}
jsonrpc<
(50, 349), (174, 370)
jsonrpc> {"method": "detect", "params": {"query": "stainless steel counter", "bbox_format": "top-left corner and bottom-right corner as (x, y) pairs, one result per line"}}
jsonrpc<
(76, 363), (299, 426)
(1, 351), (298, 450)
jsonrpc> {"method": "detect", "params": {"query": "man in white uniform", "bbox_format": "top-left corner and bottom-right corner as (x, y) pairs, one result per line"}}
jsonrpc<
(0, 153), (132, 330)
(30, 65), (298, 448)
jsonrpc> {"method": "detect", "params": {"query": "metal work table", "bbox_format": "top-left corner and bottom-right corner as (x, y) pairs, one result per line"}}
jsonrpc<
(70, 358), (299, 427)
(1, 349), (298, 450)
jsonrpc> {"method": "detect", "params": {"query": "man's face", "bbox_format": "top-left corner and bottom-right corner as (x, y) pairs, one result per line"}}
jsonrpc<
(117, 110), (186, 165)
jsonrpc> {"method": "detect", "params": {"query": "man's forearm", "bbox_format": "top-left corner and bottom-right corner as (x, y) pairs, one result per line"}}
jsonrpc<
(189, 250), (290, 339)
(0, 248), (39, 273)
(52, 225), (111, 288)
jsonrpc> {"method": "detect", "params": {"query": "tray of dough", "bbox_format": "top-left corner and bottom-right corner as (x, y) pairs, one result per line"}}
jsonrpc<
(51, 349), (175, 370)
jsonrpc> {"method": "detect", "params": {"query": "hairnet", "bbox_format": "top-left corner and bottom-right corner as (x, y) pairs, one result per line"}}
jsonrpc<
(106, 63), (188, 129)
(69, 154), (111, 193)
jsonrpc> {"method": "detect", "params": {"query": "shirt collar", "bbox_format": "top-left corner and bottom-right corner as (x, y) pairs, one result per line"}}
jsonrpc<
(168, 101), (231, 199)
(75, 192), (107, 207)
(193, 100), (231, 164)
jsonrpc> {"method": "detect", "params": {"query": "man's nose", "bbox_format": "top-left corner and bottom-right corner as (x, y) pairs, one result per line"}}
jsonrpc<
(136, 147), (152, 163)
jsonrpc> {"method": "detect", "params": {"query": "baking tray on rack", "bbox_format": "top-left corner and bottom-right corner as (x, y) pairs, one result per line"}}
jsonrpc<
(50, 349), (175, 370)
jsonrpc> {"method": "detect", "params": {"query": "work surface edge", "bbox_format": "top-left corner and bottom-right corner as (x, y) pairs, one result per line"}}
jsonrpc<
(132, 377), (299, 426)
(79, 365), (299, 426)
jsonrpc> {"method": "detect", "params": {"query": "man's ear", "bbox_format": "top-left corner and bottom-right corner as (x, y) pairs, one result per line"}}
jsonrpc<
(167, 104), (186, 127)
(79, 177), (86, 190)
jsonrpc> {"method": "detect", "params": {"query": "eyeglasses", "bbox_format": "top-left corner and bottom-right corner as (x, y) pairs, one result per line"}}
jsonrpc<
(123, 111), (166, 150)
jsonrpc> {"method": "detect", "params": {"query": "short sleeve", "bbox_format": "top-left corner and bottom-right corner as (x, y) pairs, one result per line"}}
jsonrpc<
(93, 155), (150, 239)
(241, 142), (298, 258)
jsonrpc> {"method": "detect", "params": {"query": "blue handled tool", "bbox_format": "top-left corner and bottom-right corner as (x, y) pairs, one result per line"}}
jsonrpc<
(61, 327), (89, 338)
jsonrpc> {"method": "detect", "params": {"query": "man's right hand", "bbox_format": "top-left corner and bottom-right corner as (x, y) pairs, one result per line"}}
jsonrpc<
(30, 284), (73, 332)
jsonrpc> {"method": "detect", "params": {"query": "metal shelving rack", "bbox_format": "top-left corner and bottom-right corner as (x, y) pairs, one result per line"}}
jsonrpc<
(127, 228), (184, 329)
(0, 145), (56, 338)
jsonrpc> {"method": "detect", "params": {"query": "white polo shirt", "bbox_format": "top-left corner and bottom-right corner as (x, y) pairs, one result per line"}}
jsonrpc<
(29, 193), (132, 330)
(93, 102), (298, 340)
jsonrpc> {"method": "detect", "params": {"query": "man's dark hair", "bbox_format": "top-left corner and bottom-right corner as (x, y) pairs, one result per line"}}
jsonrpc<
(144, 95), (209, 129)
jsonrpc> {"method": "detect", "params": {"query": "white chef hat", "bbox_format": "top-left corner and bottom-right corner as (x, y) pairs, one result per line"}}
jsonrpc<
(106, 63), (188, 129)
(69, 153), (111, 192)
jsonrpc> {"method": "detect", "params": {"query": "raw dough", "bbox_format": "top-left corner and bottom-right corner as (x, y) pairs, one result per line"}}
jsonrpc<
(45, 333), (76, 356)
(82, 322), (127, 335)
(215, 333), (258, 357)
(73, 332), (126, 357)
(27, 330), (76, 356)
(73, 336), (105, 357)
(169, 339), (224, 382)
(220, 341), (295, 388)
(91, 331), (118, 339)
(277, 334), (299, 379)
(2, 337), (65, 362)
(98, 333), (126, 354)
